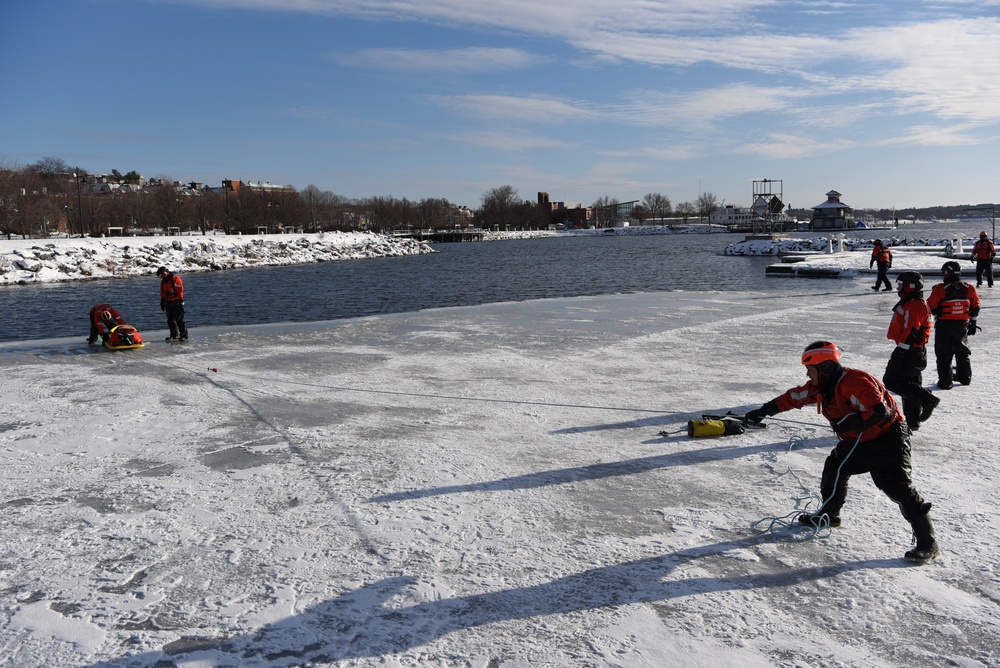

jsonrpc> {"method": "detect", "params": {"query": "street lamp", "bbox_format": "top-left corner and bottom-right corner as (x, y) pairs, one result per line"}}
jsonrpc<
(72, 171), (84, 237)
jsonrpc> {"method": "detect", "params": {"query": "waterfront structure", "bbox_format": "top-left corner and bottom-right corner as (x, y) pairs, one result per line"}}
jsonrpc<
(810, 190), (856, 230)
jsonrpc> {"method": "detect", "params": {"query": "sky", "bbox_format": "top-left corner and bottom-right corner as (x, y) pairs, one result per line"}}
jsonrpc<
(1, 268), (998, 665)
(3, 0), (1000, 212)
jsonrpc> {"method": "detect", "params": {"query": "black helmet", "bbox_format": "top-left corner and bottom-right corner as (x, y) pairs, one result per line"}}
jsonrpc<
(873, 239), (883, 246)
(942, 261), (961, 279)
(156, 266), (168, 277)
(896, 271), (924, 294)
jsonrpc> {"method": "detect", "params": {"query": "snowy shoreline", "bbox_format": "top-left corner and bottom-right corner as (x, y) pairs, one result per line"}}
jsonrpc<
(1, 289), (997, 666)
(0, 232), (436, 286)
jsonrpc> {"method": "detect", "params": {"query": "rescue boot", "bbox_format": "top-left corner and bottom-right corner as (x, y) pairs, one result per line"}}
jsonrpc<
(920, 394), (940, 422)
(904, 510), (941, 562)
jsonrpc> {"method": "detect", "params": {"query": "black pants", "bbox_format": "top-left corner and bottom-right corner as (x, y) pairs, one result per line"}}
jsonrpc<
(883, 346), (934, 425)
(975, 259), (994, 287)
(817, 422), (927, 522)
(934, 320), (971, 387)
(874, 262), (892, 290)
(165, 301), (187, 339)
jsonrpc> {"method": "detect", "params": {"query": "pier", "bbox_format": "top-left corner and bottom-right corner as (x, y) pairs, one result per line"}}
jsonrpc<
(392, 228), (485, 243)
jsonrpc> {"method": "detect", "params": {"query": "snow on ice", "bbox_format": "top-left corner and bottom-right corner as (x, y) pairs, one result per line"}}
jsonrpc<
(0, 234), (998, 667)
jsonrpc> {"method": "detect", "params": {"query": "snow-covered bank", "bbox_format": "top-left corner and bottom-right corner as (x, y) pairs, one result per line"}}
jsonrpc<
(1, 289), (998, 667)
(724, 236), (996, 280)
(0, 232), (434, 286)
(722, 235), (966, 257)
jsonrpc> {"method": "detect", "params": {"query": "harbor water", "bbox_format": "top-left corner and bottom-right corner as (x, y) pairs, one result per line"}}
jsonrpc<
(0, 226), (985, 343)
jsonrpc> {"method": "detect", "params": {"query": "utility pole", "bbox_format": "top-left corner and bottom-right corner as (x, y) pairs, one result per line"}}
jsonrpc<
(73, 171), (84, 237)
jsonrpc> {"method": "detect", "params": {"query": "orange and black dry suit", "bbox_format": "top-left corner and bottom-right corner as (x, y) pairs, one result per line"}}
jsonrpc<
(159, 271), (188, 340)
(756, 365), (931, 527)
(971, 238), (995, 287)
(870, 245), (893, 291)
(883, 292), (936, 426)
(927, 277), (980, 387)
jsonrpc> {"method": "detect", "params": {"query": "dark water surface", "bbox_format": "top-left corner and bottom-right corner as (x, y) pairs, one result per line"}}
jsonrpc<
(0, 229), (948, 342)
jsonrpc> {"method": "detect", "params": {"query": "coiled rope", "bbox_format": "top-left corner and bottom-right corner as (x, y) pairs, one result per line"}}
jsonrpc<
(752, 428), (863, 539)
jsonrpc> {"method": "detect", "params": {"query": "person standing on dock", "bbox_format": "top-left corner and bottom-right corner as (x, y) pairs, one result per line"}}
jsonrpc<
(927, 261), (980, 389)
(870, 239), (893, 291)
(971, 231), (995, 288)
(882, 272), (939, 430)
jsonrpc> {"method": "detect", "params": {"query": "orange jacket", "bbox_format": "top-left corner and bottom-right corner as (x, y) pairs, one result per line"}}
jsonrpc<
(160, 274), (185, 302)
(773, 367), (902, 442)
(870, 246), (892, 267)
(972, 239), (996, 261)
(927, 280), (980, 321)
(887, 296), (932, 348)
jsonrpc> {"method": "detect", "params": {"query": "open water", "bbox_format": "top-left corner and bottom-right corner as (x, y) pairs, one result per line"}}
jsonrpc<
(0, 226), (983, 343)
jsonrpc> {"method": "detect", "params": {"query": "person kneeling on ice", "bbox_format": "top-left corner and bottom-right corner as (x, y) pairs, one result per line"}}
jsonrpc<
(744, 341), (941, 562)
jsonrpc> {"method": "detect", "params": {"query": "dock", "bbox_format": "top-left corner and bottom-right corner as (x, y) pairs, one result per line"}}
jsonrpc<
(392, 229), (486, 243)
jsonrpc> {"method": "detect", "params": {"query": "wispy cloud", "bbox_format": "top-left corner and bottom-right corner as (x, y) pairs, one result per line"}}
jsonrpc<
(452, 130), (575, 152)
(430, 94), (599, 123)
(735, 132), (855, 159)
(336, 47), (540, 73)
(878, 123), (987, 147)
(616, 84), (812, 130)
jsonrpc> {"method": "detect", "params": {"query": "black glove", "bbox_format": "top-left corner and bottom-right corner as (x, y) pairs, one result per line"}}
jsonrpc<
(745, 399), (779, 424)
(160, 298), (166, 311)
(968, 320), (980, 336)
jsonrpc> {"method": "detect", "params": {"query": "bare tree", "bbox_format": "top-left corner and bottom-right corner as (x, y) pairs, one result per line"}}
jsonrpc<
(479, 185), (521, 230)
(591, 196), (619, 228)
(642, 192), (672, 222)
(416, 197), (454, 229)
(31, 156), (70, 175)
(695, 191), (720, 223)
(193, 189), (223, 233)
(630, 204), (651, 226)
(363, 196), (398, 232)
(675, 201), (696, 223)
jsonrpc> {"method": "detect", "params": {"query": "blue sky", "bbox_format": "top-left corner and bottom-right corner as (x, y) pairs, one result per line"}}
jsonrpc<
(3, 0), (999, 211)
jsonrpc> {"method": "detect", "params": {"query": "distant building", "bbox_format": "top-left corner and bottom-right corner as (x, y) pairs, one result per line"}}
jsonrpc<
(220, 179), (297, 195)
(810, 190), (856, 230)
(710, 205), (756, 228)
(537, 192), (590, 228)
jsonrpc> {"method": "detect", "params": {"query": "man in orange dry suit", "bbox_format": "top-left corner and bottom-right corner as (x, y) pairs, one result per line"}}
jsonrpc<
(882, 272), (939, 431)
(744, 341), (940, 562)
(869, 239), (893, 292)
(971, 231), (995, 288)
(927, 261), (980, 389)
(156, 266), (188, 342)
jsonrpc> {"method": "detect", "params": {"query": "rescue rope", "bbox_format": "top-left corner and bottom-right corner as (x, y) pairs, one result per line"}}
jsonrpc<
(751, 428), (863, 539)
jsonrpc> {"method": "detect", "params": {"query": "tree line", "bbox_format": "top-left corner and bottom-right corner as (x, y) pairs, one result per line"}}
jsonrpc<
(10, 155), (981, 240)
(1, 156), (725, 239)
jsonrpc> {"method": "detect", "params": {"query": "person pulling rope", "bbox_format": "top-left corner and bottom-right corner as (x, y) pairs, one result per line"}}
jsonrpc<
(743, 340), (941, 563)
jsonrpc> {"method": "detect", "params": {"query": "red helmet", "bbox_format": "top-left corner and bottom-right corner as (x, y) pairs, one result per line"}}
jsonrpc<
(981, 231), (989, 238)
(101, 310), (113, 322)
(801, 340), (841, 367)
